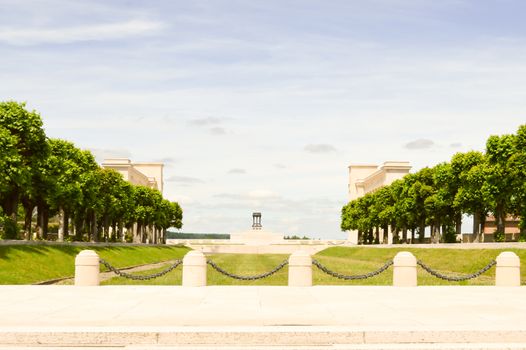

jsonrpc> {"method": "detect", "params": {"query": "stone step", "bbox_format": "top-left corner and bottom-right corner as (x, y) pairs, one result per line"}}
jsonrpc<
(1, 329), (526, 348)
(1, 344), (526, 350)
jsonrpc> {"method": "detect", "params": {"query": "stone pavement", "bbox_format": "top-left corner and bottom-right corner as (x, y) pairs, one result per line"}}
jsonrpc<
(0, 285), (525, 348)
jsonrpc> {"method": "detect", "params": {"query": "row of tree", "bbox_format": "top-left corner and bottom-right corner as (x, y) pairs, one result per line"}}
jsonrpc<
(341, 124), (526, 244)
(0, 101), (183, 243)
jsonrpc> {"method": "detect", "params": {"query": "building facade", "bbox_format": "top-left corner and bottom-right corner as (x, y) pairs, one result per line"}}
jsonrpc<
(348, 162), (411, 201)
(102, 158), (164, 194)
(347, 161), (412, 244)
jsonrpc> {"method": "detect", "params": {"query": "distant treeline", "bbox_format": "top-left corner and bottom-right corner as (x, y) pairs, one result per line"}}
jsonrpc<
(284, 235), (310, 240)
(167, 232), (230, 240)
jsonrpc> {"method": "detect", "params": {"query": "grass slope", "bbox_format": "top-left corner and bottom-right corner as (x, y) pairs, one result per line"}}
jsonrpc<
(103, 246), (526, 286)
(0, 244), (190, 284)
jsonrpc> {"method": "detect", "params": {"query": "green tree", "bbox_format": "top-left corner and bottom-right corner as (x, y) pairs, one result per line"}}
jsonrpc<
(484, 133), (516, 235)
(452, 151), (489, 241)
(508, 125), (526, 239)
(0, 102), (47, 238)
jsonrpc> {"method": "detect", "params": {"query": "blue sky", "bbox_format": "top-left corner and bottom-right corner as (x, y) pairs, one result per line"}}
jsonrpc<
(1, 0), (525, 238)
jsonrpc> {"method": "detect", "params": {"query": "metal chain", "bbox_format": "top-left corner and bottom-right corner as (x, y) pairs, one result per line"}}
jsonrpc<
(207, 259), (289, 280)
(312, 259), (393, 280)
(417, 259), (496, 282)
(99, 258), (183, 281)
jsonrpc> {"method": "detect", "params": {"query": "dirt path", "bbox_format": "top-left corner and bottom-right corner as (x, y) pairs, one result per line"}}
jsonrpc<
(47, 259), (180, 285)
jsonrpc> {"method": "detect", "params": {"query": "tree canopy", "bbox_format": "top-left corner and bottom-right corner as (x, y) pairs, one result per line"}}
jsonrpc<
(342, 124), (526, 244)
(0, 101), (183, 243)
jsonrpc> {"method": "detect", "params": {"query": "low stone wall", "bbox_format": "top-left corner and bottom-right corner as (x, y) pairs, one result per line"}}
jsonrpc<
(166, 239), (348, 254)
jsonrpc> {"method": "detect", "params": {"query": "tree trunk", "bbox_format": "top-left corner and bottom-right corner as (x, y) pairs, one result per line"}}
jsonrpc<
(495, 204), (505, 234)
(91, 211), (98, 242)
(35, 203), (44, 240)
(103, 215), (110, 242)
(473, 212), (481, 242)
(58, 207), (65, 242)
(2, 188), (19, 221)
(22, 200), (34, 241)
(118, 220), (124, 242)
(480, 215), (486, 242)
(500, 211), (507, 240)
(74, 214), (84, 241)
(418, 221), (425, 243)
(42, 208), (49, 239)
(455, 214), (462, 237)
(63, 210), (69, 238)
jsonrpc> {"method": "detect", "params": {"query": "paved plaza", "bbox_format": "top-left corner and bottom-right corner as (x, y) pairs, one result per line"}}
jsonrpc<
(0, 285), (525, 348)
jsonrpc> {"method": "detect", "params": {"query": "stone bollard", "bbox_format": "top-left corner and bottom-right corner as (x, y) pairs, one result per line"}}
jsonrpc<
(75, 250), (100, 286)
(182, 250), (207, 287)
(496, 251), (521, 287)
(393, 251), (417, 287)
(288, 250), (312, 286)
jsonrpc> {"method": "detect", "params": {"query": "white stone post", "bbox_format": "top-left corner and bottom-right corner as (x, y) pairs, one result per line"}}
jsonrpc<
(387, 226), (393, 245)
(379, 229), (385, 244)
(393, 251), (417, 287)
(75, 250), (100, 286)
(182, 250), (207, 287)
(348, 230), (359, 244)
(288, 250), (312, 286)
(496, 251), (521, 287)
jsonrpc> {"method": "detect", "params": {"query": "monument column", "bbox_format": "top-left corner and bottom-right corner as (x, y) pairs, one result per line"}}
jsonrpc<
(252, 212), (262, 230)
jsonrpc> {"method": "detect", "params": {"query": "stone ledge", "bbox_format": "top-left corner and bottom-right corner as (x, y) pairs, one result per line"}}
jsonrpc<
(1, 328), (526, 347)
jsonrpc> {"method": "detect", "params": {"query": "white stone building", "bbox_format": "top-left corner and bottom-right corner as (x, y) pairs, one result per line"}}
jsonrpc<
(347, 161), (411, 244)
(102, 158), (164, 194)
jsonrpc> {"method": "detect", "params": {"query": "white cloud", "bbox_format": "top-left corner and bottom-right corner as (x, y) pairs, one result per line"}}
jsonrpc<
(210, 127), (227, 135)
(405, 139), (435, 150)
(89, 148), (132, 163)
(0, 20), (163, 45)
(228, 168), (246, 174)
(166, 176), (205, 184)
(304, 144), (337, 154)
(187, 117), (224, 126)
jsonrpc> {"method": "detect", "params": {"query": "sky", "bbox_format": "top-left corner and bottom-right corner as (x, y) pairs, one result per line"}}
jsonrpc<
(1, 0), (525, 238)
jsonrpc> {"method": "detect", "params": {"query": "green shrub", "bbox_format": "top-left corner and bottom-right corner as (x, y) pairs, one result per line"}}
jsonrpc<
(442, 226), (457, 243)
(1, 218), (19, 239)
(493, 230), (505, 242)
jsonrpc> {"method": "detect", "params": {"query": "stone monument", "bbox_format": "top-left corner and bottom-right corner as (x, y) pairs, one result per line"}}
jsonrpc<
(229, 212), (284, 245)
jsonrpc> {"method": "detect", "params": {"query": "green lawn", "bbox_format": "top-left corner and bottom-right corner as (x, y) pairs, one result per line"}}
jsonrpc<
(0, 244), (190, 284)
(1, 244), (525, 285)
(102, 247), (526, 286)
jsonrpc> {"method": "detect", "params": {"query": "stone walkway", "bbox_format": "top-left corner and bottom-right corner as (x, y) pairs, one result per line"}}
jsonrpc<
(0, 285), (525, 348)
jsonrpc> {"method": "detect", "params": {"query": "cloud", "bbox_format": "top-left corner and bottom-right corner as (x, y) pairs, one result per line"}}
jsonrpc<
(165, 176), (205, 184)
(89, 148), (132, 163)
(153, 157), (178, 168)
(215, 190), (280, 201)
(187, 117), (223, 126)
(156, 157), (178, 164)
(0, 20), (164, 45)
(210, 127), (226, 135)
(304, 144), (337, 154)
(228, 168), (246, 174)
(404, 139), (435, 150)
(187, 117), (229, 135)
(450, 142), (462, 148)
